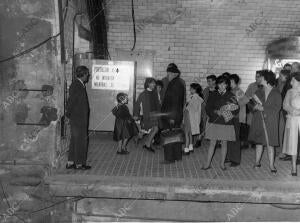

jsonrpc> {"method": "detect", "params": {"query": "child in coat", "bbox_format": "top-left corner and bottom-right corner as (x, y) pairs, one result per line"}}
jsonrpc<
(112, 93), (138, 155)
(183, 83), (204, 155)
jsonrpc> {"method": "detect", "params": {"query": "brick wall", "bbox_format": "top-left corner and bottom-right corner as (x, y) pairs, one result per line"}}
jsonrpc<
(106, 0), (300, 92)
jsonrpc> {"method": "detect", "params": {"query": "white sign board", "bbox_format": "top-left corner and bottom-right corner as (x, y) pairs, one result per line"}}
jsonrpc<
(92, 63), (133, 90)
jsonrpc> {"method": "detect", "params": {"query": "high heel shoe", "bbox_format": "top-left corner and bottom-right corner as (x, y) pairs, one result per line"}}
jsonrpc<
(253, 164), (261, 169)
(66, 163), (76, 169)
(123, 147), (130, 154)
(220, 166), (227, 171)
(143, 145), (155, 153)
(117, 150), (127, 155)
(270, 167), (277, 174)
(201, 166), (211, 170)
(292, 171), (297, 176)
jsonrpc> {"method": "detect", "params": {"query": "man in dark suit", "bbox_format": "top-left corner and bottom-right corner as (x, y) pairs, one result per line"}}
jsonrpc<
(66, 66), (91, 170)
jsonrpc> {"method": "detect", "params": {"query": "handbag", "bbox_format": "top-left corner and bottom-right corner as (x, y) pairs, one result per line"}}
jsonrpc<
(160, 128), (185, 146)
(247, 98), (258, 113)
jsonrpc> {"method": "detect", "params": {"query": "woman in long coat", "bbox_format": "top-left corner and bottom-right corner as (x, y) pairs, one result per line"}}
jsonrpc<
(161, 63), (185, 164)
(277, 69), (291, 160)
(134, 78), (160, 152)
(248, 70), (282, 173)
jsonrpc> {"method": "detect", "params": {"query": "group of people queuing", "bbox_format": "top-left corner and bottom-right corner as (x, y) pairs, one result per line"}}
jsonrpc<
(65, 62), (300, 176)
(113, 63), (186, 163)
(112, 61), (300, 175)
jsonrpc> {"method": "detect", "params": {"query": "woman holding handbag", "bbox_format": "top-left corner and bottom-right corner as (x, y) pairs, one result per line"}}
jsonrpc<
(160, 63), (185, 164)
(248, 70), (282, 174)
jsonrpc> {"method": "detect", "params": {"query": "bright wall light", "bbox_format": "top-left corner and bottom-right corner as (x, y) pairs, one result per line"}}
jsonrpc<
(145, 67), (152, 77)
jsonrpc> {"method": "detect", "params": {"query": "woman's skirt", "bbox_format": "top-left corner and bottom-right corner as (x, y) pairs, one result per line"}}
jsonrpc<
(205, 123), (236, 141)
(141, 112), (159, 131)
(282, 116), (300, 156)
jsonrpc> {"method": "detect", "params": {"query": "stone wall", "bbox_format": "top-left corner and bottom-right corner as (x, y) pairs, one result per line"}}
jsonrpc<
(0, 0), (90, 222)
(0, 0), (61, 169)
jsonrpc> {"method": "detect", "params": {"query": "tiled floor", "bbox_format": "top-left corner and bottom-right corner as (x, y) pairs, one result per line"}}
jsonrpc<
(57, 132), (300, 183)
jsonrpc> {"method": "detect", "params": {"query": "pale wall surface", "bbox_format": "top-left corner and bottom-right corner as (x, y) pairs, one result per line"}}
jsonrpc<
(106, 0), (300, 92)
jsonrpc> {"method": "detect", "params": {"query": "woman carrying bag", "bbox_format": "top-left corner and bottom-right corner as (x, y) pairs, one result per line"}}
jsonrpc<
(160, 63), (185, 164)
(248, 70), (282, 174)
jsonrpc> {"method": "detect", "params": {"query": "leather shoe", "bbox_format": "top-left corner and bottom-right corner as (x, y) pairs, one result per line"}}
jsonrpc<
(160, 160), (175, 164)
(230, 162), (240, 167)
(66, 163), (76, 169)
(253, 164), (261, 169)
(220, 166), (227, 171)
(75, 165), (91, 170)
(224, 158), (231, 163)
(201, 166), (211, 170)
(194, 140), (202, 148)
(117, 150), (127, 155)
(280, 156), (292, 161)
(143, 145), (155, 153)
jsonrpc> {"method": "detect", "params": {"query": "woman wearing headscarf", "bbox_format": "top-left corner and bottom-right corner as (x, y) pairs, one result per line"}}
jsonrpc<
(161, 63), (185, 164)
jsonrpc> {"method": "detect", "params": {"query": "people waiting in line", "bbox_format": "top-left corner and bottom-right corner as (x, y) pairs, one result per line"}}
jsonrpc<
(105, 62), (300, 176)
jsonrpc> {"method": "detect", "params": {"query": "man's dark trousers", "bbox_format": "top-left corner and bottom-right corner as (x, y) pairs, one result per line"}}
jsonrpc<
(66, 79), (90, 165)
(227, 117), (241, 164)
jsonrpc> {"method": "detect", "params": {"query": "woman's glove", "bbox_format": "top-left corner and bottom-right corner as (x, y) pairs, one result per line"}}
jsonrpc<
(254, 104), (264, 111)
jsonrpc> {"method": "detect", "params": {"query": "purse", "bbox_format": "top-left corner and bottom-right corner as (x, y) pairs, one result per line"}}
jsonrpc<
(160, 128), (185, 146)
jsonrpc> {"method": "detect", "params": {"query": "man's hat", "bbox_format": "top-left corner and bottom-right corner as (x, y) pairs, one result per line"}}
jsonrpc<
(166, 63), (180, 74)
